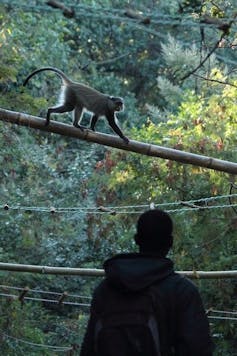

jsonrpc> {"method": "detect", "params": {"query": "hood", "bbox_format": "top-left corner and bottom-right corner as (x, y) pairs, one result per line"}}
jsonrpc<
(103, 253), (174, 292)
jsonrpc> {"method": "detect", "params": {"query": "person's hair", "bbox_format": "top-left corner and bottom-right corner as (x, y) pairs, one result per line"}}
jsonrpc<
(134, 209), (173, 255)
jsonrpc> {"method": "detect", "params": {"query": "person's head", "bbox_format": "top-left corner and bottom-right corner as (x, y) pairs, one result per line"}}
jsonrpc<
(134, 209), (173, 256)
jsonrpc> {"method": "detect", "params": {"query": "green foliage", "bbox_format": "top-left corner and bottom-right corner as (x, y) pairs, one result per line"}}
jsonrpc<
(0, 299), (50, 355)
(0, 0), (237, 354)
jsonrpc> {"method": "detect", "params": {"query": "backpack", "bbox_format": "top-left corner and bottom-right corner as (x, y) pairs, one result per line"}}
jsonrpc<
(94, 285), (161, 356)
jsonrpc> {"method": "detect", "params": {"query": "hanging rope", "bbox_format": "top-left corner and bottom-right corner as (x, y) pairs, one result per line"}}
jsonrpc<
(0, 332), (73, 352)
(1, 193), (237, 216)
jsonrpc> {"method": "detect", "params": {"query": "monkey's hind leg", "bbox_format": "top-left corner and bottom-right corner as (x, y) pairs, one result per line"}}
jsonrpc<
(73, 106), (85, 131)
(46, 103), (74, 126)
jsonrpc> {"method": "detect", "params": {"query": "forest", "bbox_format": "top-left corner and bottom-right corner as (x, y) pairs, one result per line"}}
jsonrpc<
(0, 0), (236, 354)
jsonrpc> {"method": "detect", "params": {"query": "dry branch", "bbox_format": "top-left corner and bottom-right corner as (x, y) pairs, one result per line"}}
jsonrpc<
(0, 262), (236, 279)
(181, 32), (225, 81)
(200, 15), (231, 32)
(46, 0), (74, 18)
(124, 8), (151, 25)
(0, 107), (237, 174)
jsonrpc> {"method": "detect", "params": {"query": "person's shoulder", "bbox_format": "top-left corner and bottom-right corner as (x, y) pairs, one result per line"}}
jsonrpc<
(90, 279), (110, 311)
(93, 278), (108, 295)
(171, 273), (203, 303)
(173, 272), (199, 289)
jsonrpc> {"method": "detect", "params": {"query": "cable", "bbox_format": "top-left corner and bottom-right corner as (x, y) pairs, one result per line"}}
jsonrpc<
(1, 0), (236, 34)
(1, 292), (237, 323)
(0, 292), (90, 307)
(109, 193), (237, 208)
(209, 309), (237, 315)
(1, 291), (237, 319)
(0, 284), (91, 300)
(1, 193), (237, 215)
(1, 286), (237, 323)
(0, 284), (92, 307)
(0, 1), (214, 21)
(1, 203), (236, 215)
(0, 331), (73, 351)
(208, 316), (237, 321)
(167, 203), (237, 213)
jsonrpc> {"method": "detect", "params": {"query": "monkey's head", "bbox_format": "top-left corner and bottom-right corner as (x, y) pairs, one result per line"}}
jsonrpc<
(108, 96), (124, 112)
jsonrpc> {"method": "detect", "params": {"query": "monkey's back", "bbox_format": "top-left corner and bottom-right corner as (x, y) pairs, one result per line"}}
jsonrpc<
(69, 82), (109, 115)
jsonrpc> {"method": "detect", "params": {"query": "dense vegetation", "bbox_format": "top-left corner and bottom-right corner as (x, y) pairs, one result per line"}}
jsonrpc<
(0, 0), (236, 354)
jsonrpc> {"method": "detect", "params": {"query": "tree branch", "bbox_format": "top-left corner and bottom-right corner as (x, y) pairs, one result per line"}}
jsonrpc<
(0, 107), (237, 174)
(124, 8), (151, 25)
(193, 73), (237, 89)
(46, 0), (75, 18)
(181, 33), (225, 81)
(181, 14), (237, 82)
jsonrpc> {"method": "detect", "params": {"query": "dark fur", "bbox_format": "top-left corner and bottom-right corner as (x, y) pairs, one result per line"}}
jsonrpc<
(23, 67), (129, 143)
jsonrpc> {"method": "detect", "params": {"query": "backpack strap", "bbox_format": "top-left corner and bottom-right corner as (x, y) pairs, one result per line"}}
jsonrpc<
(148, 314), (161, 355)
(94, 319), (102, 353)
(146, 285), (162, 356)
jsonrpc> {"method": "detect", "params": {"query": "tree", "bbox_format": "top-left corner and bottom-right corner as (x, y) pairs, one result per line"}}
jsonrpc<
(0, 0), (236, 353)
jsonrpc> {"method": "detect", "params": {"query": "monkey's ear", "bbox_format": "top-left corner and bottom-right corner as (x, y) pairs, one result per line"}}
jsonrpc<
(109, 96), (123, 103)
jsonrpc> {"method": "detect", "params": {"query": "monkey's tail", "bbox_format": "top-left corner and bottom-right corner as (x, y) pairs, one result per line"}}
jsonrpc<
(23, 67), (72, 86)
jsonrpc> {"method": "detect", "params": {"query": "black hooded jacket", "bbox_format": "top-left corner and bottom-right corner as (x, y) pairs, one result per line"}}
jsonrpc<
(80, 253), (214, 356)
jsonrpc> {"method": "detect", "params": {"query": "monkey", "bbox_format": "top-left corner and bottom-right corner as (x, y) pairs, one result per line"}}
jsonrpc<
(23, 67), (129, 143)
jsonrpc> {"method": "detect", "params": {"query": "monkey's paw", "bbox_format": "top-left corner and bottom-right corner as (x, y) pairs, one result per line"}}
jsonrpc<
(123, 136), (129, 144)
(74, 124), (84, 131)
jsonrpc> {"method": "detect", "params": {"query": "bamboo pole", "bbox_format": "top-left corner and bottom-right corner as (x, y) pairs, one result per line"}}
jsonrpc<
(0, 262), (104, 276)
(0, 108), (237, 174)
(0, 262), (236, 279)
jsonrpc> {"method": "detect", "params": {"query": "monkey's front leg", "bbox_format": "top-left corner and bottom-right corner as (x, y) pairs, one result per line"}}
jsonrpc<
(108, 116), (129, 144)
(90, 114), (99, 131)
(73, 122), (85, 131)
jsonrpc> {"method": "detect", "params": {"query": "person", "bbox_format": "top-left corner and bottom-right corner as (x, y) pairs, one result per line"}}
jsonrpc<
(80, 209), (214, 355)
